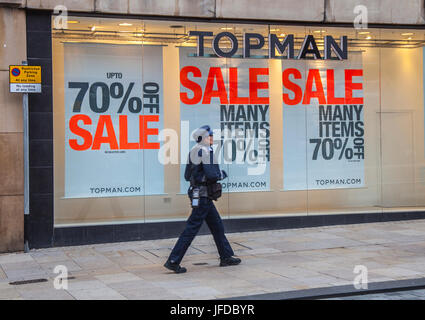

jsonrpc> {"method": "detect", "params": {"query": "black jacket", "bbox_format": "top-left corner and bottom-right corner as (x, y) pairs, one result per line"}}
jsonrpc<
(185, 145), (222, 185)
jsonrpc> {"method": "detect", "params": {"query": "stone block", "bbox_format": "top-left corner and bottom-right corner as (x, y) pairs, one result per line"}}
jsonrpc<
(0, 133), (24, 195)
(0, 71), (23, 133)
(217, 0), (324, 22)
(0, 7), (26, 70)
(129, 0), (215, 17)
(0, 0), (24, 8)
(0, 195), (24, 253)
(95, 0), (128, 14)
(326, 0), (425, 25)
(26, 0), (95, 12)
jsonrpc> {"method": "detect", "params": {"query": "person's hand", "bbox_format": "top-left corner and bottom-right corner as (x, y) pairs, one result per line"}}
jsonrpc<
(221, 170), (228, 180)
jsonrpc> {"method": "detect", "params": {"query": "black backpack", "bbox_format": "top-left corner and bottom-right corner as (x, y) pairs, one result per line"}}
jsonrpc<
(207, 182), (222, 201)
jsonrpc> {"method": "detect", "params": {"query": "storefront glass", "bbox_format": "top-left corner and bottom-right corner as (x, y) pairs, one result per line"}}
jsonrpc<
(51, 16), (425, 226)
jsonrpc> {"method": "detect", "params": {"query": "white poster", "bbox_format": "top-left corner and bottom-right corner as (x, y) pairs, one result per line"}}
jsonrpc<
(64, 43), (164, 198)
(282, 54), (365, 190)
(179, 47), (270, 193)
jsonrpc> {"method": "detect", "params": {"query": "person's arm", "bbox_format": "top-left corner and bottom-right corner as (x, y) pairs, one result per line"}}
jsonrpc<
(184, 159), (192, 182)
(200, 149), (221, 182)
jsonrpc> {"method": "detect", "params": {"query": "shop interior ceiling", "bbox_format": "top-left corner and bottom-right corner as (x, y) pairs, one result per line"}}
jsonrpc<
(52, 17), (425, 49)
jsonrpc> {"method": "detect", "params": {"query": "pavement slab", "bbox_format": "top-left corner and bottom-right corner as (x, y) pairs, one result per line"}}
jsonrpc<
(0, 266), (6, 280)
(1, 220), (425, 299)
(39, 260), (82, 276)
(17, 287), (75, 300)
(66, 287), (126, 300)
(94, 272), (142, 284)
(118, 288), (181, 300)
(30, 250), (70, 264)
(0, 287), (21, 299)
(0, 253), (34, 265)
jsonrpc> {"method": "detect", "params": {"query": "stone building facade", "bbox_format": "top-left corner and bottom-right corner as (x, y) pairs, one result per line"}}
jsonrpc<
(1, 0), (425, 252)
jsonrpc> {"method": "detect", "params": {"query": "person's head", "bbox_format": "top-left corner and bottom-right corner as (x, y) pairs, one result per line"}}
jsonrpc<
(207, 134), (213, 145)
(201, 134), (213, 146)
(193, 125), (214, 145)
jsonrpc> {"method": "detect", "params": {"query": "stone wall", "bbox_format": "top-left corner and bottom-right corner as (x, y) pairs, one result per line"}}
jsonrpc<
(0, 7), (26, 252)
(1, 0), (425, 24)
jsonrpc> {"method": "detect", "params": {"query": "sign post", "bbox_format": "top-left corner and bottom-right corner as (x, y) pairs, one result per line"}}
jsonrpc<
(9, 63), (42, 252)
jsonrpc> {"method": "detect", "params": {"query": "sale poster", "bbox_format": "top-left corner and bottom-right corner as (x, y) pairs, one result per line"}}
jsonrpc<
(64, 43), (164, 198)
(282, 53), (365, 190)
(179, 47), (270, 193)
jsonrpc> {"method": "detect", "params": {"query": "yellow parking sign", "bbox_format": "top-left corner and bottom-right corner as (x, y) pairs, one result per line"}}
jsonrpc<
(9, 65), (42, 93)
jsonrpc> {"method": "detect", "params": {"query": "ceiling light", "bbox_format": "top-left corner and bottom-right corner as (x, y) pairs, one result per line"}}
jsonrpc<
(270, 28), (279, 32)
(220, 27), (233, 30)
(89, 26), (105, 31)
(401, 32), (414, 36)
(67, 20), (79, 24)
(358, 31), (370, 34)
(366, 35), (372, 40)
(119, 23), (133, 26)
(314, 30), (326, 33)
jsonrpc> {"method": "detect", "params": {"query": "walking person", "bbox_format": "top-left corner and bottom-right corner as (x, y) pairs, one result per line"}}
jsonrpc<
(164, 125), (241, 273)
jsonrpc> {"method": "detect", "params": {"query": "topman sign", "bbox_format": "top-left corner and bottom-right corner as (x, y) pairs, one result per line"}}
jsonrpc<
(189, 31), (348, 60)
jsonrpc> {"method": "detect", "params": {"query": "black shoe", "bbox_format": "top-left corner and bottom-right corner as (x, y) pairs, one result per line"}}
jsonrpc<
(164, 259), (187, 273)
(220, 256), (241, 267)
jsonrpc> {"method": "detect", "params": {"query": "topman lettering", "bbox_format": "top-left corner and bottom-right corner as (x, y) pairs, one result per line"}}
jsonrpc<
(189, 31), (347, 60)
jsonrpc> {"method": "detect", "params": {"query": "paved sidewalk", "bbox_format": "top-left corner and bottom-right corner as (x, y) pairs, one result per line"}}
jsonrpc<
(1, 219), (425, 300)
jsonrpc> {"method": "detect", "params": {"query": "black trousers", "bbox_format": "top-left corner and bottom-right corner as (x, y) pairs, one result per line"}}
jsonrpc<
(168, 197), (234, 265)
